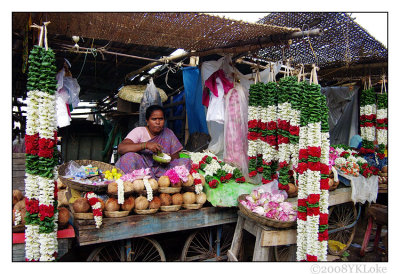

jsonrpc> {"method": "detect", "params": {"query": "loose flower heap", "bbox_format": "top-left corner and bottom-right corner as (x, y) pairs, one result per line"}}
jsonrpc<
(190, 152), (245, 188)
(84, 192), (103, 228)
(164, 165), (190, 187)
(359, 87), (376, 155)
(276, 77), (293, 191)
(239, 188), (297, 222)
(261, 82), (279, 184)
(296, 78), (330, 262)
(247, 83), (264, 177)
(376, 93), (388, 159)
(25, 42), (59, 261)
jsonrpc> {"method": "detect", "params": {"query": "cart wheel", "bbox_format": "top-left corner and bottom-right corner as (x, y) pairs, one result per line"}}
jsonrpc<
(87, 237), (166, 262)
(180, 225), (234, 261)
(328, 202), (357, 256)
(274, 244), (297, 262)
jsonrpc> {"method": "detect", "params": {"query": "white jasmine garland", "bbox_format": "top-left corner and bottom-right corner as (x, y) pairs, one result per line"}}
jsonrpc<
(377, 130), (387, 146)
(296, 219), (307, 261)
(143, 176), (153, 201)
(25, 224), (41, 261)
(377, 108), (387, 119)
(116, 178), (124, 204)
(203, 159), (221, 176)
(26, 90), (40, 135)
(38, 177), (55, 206)
(25, 174), (40, 200)
(194, 184), (203, 195)
(39, 231), (58, 261)
(221, 163), (236, 174)
(14, 210), (22, 226)
(247, 140), (258, 157)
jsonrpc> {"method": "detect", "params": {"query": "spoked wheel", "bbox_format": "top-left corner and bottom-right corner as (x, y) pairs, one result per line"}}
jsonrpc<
(328, 202), (357, 256)
(274, 244), (297, 262)
(180, 225), (234, 261)
(87, 237), (166, 262)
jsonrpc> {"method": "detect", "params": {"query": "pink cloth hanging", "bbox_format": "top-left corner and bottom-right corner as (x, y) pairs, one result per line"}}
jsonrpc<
(202, 69), (234, 107)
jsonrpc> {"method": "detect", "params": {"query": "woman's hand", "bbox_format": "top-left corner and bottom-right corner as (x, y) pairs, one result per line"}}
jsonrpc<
(145, 142), (163, 154)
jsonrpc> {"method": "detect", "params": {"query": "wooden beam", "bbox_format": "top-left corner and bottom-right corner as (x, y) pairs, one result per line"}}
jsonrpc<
(260, 229), (297, 247)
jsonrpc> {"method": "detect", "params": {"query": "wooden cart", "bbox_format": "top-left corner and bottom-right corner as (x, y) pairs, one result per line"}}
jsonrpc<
(73, 207), (238, 261)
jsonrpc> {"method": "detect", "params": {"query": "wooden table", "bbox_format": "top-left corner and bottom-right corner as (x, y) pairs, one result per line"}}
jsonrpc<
(73, 207), (237, 246)
(228, 187), (353, 262)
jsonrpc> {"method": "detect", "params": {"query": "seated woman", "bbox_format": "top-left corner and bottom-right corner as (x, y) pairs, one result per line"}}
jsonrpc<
(116, 105), (191, 178)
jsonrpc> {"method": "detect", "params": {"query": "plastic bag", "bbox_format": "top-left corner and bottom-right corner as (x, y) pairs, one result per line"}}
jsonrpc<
(206, 120), (225, 159)
(223, 84), (249, 177)
(64, 161), (86, 179)
(138, 78), (162, 126)
(63, 77), (81, 108)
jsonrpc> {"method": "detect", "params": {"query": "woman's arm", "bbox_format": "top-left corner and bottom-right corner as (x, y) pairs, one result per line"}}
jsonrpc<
(118, 139), (164, 155)
(170, 151), (181, 160)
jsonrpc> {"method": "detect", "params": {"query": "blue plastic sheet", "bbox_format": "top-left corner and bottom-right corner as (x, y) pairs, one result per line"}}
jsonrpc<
(181, 67), (208, 134)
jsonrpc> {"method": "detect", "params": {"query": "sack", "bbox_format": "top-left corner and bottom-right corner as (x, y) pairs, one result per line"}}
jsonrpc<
(138, 78), (162, 126)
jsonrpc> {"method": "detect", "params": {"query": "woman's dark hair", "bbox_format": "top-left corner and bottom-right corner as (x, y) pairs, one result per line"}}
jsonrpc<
(145, 105), (165, 120)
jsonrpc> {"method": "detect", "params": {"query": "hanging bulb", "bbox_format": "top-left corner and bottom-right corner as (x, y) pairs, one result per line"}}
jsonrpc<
(72, 36), (80, 50)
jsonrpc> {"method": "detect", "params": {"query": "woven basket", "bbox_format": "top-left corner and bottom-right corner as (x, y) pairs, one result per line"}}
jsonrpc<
(118, 85), (168, 103)
(74, 212), (94, 220)
(58, 160), (124, 193)
(12, 224), (25, 233)
(134, 208), (158, 215)
(104, 211), (130, 218)
(160, 205), (181, 212)
(159, 186), (181, 194)
(237, 194), (296, 228)
(182, 203), (202, 210)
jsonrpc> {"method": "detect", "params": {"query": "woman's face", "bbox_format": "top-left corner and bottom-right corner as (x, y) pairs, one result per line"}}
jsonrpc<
(146, 110), (165, 134)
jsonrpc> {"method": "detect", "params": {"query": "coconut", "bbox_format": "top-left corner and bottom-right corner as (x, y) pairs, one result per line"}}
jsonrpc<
(382, 166), (388, 173)
(195, 192), (207, 204)
(105, 197), (120, 212)
(73, 197), (90, 213)
(148, 178), (158, 191)
(160, 193), (172, 206)
(58, 189), (69, 207)
(199, 174), (206, 186)
(58, 207), (70, 228)
(14, 200), (26, 211)
(287, 183), (297, 195)
(123, 181), (134, 193)
(158, 176), (170, 187)
(171, 181), (182, 187)
(182, 174), (194, 187)
(121, 196), (135, 212)
(107, 182), (119, 195)
(133, 179), (145, 192)
(13, 189), (24, 206)
(135, 196), (149, 210)
(171, 193), (183, 205)
(182, 192), (196, 204)
(149, 196), (161, 209)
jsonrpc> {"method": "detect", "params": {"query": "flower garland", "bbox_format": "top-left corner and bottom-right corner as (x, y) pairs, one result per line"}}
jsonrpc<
(24, 29), (59, 261)
(359, 87), (376, 155)
(277, 77), (293, 191)
(376, 93), (388, 159)
(14, 210), (22, 226)
(143, 176), (153, 201)
(191, 171), (204, 194)
(116, 178), (125, 204)
(262, 81), (279, 184)
(84, 192), (103, 229)
(247, 83), (261, 177)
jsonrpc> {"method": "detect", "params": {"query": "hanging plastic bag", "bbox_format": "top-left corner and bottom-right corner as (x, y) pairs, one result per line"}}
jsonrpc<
(63, 76), (81, 108)
(223, 84), (249, 177)
(138, 78), (162, 126)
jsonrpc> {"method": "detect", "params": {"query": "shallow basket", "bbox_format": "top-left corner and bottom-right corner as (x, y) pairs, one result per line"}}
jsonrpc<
(160, 205), (181, 212)
(104, 211), (130, 218)
(134, 208), (158, 215)
(58, 160), (124, 193)
(237, 194), (296, 228)
(159, 186), (181, 194)
(74, 212), (94, 220)
(182, 203), (202, 210)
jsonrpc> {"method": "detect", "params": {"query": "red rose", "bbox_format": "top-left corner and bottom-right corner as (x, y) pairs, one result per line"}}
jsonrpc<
(320, 163), (329, 175)
(297, 162), (308, 174)
(279, 161), (288, 168)
(319, 213), (329, 225)
(377, 153), (385, 160)
(278, 183), (289, 191)
(92, 208), (103, 216)
(191, 164), (199, 170)
(320, 178), (330, 190)
(362, 170), (368, 177)
(247, 132), (258, 140)
(360, 114), (366, 121)
(249, 170), (258, 177)
(364, 122), (374, 127)
(88, 197), (98, 206)
(289, 125), (300, 136)
(262, 178), (273, 184)
(194, 179), (202, 185)
(267, 121), (277, 130)
(307, 206), (320, 216)
(308, 162), (321, 171)
(298, 198), (307, 207)
(25, 198), (39, 214)
(225, 173), (233, 180)
(299, 149), (308, 160)
(307, 194), (320, 205)
(297, 211), (307, 221)
(288, 170), (294, 176)
(308, 146), (321, 158)
(208, 179), (219, 188)
(248, 119), (258, 129)
(318, 230), (329, 241)
(257, 167), (264, 173)
(340, 151), (349, 158)
(266, 135), (277, 146)
(366, 114), (374, 120)
(362, 163), (368, 169)
(259, 122), (267, 130)
(235, 177), (245, 183)
(307, 255), (318, 262)
(278, 120), (290, 131)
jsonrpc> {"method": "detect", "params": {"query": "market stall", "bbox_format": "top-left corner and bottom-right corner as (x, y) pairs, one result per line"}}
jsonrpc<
(12, 12), (388, 262)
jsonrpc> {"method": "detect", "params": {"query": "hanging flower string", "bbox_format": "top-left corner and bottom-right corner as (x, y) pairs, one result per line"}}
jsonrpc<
(359, 87), (376, 155)
(376, 92), (387, 159)
(84, 192), (103, 229)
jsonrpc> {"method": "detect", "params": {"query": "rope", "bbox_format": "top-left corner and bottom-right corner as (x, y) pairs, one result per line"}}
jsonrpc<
(164, 60), (183, 90)
(77, 47), (98, 80)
